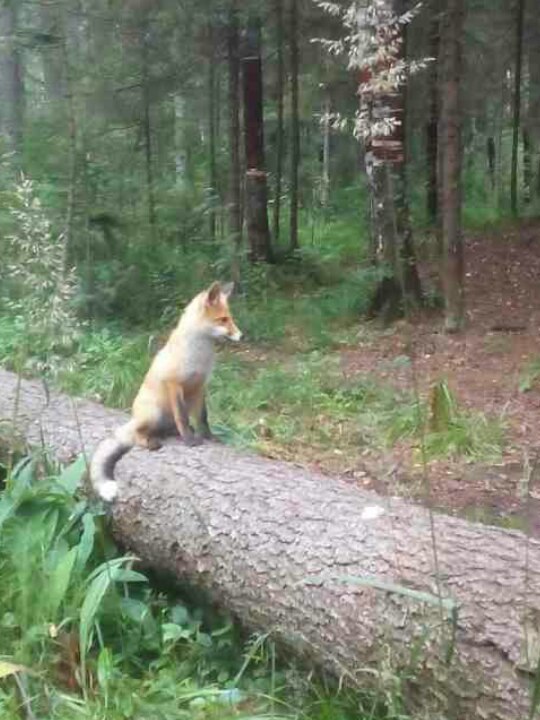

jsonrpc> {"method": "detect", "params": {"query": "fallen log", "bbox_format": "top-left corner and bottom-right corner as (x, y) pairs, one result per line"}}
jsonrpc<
(0, 367), (538, 720)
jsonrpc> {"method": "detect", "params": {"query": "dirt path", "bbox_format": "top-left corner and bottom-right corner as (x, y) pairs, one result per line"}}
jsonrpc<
(341, 220), (540, 532)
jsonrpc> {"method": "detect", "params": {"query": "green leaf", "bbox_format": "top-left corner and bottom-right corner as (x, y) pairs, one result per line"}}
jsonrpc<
(56, 456), (87, 495)
(120, 597), (149, 624)
(74, 513), (95, 575)
(97, 647), (114, 691)
(0, 492), (21, 532)
(0, 661), (26, 678)
(112, 569), (148, 583)
(0, 459), (35, 531)
(85, 555), (138, 584)
(162, 622), (191, 644)
(197, 631), (213, 648)
(10, 457), (34, 491)
(170, 603), (189, 626)
(79, 556), (146, 680)
(47, 545), (78, 619)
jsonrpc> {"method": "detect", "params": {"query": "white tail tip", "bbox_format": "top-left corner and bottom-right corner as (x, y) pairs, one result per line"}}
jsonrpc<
(96, 480), (118, 502)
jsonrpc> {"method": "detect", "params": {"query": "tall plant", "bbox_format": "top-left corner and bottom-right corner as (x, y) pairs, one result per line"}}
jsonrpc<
(5, 176), (80, 375)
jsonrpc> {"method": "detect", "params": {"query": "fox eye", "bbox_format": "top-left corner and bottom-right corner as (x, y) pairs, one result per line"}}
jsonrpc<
(218, 317), (229, 324)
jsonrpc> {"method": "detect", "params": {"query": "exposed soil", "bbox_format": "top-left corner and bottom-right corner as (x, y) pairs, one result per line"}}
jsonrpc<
(340, 219), (540, 534)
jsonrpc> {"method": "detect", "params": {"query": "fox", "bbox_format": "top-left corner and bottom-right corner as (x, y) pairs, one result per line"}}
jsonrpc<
(90, 281), (242, 501)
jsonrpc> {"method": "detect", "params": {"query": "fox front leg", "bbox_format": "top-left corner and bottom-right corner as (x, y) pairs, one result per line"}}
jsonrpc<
(194, 395), (220, 442)
(166, 382), (202, 447)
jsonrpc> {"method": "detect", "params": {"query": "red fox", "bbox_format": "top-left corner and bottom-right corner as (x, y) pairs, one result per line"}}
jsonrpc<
(90, 281), (242, 501)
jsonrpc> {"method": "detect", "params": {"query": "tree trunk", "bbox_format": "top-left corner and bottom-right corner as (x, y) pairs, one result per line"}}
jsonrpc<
(141, 30), (156, 242)
(523, 128), (532, 205)
(174, 94), (187, 186)
(496, 82), (505, 208)
(289, 0), (300, 252)
(320, 89), (331, 207)
(2, 367), (540, 720)
(208, 20), (217, 243)
(364, 0), (422, 320)
(60, 26), (77, 272)
(273, 0), (285, 243)
(241, 19), (273, 263)
(426, 0), (440, 225)
(0, 0), (24, 169)
(227, 1), (242, 279)
(528, 9), (540, 199)
(486, 136), (496, 191)
(510, 0), (525, 217)
(39, 0), (65, 105)
(438, 0), (465, 332)
(398, 11), (423, 305)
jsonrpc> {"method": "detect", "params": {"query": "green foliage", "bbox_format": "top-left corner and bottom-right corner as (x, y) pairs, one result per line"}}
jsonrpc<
(0, 177), (81, 377)
(519, 357), (540, 393)
(0, 454), (407, 720)
(58, 327), (151, 407)
(421, 380), (505, 463)
(0, 313), (505, 467)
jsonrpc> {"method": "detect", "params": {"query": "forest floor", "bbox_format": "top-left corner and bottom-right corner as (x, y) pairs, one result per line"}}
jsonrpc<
(4, 217), (540, 536)
(339, 219), (540, 533)
(231, 219), (540, 535)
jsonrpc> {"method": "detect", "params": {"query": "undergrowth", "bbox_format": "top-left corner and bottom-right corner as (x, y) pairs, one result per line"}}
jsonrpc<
(0, 316), (506, 469)
(0, 454), (408, 720)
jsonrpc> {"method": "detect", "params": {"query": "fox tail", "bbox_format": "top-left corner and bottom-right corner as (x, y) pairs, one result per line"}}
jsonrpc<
(89, 420), (137, 501)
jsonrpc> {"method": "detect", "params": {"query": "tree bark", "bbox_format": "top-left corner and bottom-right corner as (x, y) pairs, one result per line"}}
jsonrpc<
(208, 20), (217, 243)
(438, 0), (465, 332)
(523, 129), (532, 205)
(227, 1), (242, 278)
(510, 0), (525, 217)
(241, 19), (273, 262)
(2, 367), (540, 720)
(363, 0), (422, 320)
(39, 0), (65, 105)
(320, 88), (331, 207)
(528, 8), (540, 199)
(60, 24), (77, 272)
(0, 0), (24, 169)
(426, 0), (440, 225)
(397, 10), (423, 305)
(273, 0), (285, 243)
(141, 28), (157, 242)
(486, 136), (496, 191)
(289, 0), (300, 252)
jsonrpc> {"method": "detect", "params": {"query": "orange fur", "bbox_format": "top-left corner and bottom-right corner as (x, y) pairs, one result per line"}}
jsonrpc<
(90, 281), (242, 500)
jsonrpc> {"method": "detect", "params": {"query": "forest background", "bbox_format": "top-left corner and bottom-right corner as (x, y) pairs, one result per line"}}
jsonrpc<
(1, 0), (540, 718)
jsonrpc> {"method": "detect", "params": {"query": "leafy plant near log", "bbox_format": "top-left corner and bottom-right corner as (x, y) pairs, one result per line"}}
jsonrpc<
(0, 452), (409, 720)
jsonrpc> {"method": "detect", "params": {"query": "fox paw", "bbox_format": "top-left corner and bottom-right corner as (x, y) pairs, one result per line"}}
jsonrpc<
(184, 435), (203, 447)
(202, 431), (222, 443)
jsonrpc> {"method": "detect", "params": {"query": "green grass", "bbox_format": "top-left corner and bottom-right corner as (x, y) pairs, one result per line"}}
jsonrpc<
(0, 313), (506, 469)
(0, 454), (409, 720)
(519, 356), (540, 394)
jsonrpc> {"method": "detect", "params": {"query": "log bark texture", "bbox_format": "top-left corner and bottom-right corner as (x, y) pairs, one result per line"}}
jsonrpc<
(1, 368), (540, 720)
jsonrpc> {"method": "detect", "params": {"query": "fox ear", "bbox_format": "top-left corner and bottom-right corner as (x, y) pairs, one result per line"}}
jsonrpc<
(221, 281), (235, 298)
(206, 281), (221, 306)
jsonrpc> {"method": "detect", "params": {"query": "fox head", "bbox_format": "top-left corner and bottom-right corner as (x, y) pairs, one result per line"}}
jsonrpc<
(202, 281), (242, 342)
